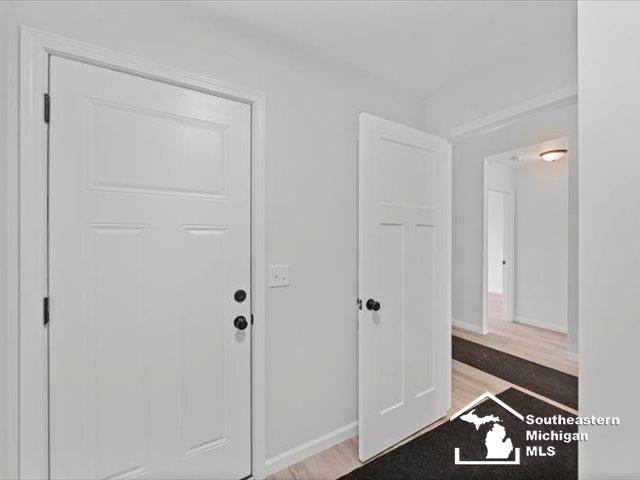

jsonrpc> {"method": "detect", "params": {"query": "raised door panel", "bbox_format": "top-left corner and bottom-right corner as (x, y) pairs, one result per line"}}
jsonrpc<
(376, 223), (405, 416)
(88, 225), (149, 479)
(377, 138), (436, 208)
(181, 226), (228, 457)
(89, 99), (229, 198)
(411, 224), (436, 399)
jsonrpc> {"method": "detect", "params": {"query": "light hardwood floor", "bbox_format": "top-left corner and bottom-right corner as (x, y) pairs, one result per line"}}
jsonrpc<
(463, 292), (578, 376)
(268, 315), (578, 480)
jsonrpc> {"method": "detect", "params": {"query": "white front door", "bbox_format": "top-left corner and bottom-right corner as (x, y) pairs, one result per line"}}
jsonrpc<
(48, 56), (251, 479)
(358, 113), (451, 461)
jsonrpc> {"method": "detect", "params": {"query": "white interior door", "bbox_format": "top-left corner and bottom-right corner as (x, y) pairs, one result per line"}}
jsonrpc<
(48, 56), (251, 479)
(358, 113), (451, 461)
(487, 190), (505, 299)
(501, 192), (514, 322)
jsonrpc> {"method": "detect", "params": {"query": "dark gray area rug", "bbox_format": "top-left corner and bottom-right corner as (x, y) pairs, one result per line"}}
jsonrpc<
(339, 388), (577, 480)
(452, 336), (578, 409)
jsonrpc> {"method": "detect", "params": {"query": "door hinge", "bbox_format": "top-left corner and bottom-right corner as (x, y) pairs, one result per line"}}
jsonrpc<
(250, 313), (254, 325)
(44, 93), (50, 124)
(43, 297), (50, 326)
(357, 298), (362, 310)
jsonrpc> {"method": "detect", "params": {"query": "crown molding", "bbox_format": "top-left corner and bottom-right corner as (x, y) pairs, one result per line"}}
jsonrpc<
(445, 83), (578, 141)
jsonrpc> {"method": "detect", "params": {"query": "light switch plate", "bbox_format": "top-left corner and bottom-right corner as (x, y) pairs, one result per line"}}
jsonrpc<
(269, 264), (290, 288)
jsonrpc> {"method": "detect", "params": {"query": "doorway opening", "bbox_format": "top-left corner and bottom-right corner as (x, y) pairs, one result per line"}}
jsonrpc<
(450, 136), (579, 427)
(456, 135), (580, 399)
(482, 138), (570, 339)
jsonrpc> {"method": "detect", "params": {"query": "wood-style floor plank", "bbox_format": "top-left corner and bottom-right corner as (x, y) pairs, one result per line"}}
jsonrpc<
(267, 466), (296, 480)
(453, 319), (578, 376)
(477, 293), (579, 375)
(270, 319), (577, 480)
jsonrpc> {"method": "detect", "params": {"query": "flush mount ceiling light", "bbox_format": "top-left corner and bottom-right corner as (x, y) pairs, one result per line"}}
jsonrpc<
(539, 149), (567, 162)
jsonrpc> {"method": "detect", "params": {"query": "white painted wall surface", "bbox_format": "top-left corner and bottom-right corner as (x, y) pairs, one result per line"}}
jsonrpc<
(579, 2), (640, 477)
(450, 103), (577, 340)
(487, 191), (504, 294)
(0, 2), (425, 474)
(567, 128), (579, 358)
(0, 3), (10, 477)
(514, 160), (569, 332)
(485, 162), (515, 193)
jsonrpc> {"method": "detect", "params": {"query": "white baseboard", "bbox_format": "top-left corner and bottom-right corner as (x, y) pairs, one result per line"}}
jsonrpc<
(514, 316), (567, 334)
(567, 351), (579, 362)
(452, 318), (486, 335)
(265, 421), (358, 475)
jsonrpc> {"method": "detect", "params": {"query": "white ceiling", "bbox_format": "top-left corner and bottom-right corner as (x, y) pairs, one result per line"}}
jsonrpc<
(486, 137), (570, 168)
(201, 1), (577, 97)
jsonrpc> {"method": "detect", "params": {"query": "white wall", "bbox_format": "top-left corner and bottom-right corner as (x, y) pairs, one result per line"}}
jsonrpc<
(487, 191), (504, 294)
(514, 160), (569, 332)
(450, 103), (577, 343)
(579, 2), (640, 477)
(0, 2), (425, 475)
(485, 162), (515, 192)
(567, 125), (579, 358)
(0, 2), (10, 476)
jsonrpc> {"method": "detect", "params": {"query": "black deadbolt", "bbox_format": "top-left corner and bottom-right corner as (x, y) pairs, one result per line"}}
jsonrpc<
(366, 298), (381, 312)
(234, 289), (247, 303)
(234, 316), (248, 331)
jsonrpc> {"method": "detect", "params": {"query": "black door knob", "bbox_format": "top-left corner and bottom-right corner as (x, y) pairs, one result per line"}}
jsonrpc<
(366, 298), (381, 312)
(234, 316), (248, 330)
(234, 289), (247, 302)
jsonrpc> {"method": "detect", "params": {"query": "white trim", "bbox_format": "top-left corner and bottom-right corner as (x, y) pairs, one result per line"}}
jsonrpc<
(514, 316), (568, 334)
(446, 84), (578, 141)
(18, 27), (267, 479)
(265, 422), (358, 476)
(452, 318), (486, 335)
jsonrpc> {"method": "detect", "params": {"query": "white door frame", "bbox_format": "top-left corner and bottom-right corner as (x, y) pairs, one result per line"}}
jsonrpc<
(18, 27), (267, 479)
(482, 183), (515, 334)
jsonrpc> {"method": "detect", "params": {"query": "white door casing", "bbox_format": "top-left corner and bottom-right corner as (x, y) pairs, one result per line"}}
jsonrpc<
(48, 56), (251, 479)
(358, 113), (451, 461)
